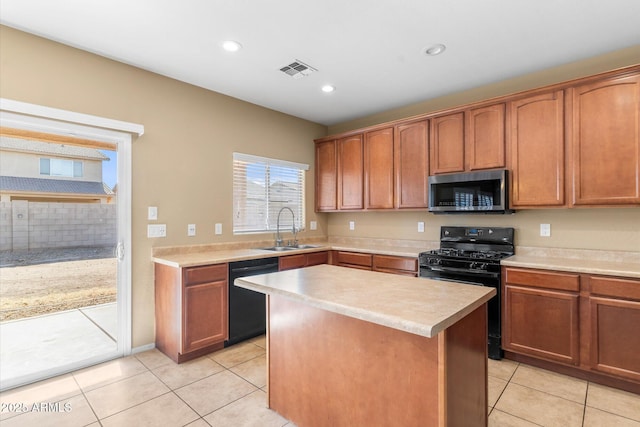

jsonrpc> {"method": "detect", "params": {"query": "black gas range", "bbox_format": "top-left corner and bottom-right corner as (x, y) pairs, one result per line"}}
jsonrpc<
(419, 226), (514, 359)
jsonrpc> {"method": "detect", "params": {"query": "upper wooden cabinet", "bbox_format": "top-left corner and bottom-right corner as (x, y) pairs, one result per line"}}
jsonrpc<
(364, 127), (394, 209)
(395, 120), (429, 208)
(570, 74), (640, 206)
(315, 139), (337, 211)
(430, 112), (465, 174)
(338, 134), (364, 210)
(430, 104), (505, 175)
(508, 90), (566, 207)
(466, 103), (506, 170)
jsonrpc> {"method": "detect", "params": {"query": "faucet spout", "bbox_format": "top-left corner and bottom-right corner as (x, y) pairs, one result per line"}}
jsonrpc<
(276, 207), (295, 247)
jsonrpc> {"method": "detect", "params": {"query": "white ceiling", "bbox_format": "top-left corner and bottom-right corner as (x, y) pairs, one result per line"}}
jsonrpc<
(2, 1), (640, 126)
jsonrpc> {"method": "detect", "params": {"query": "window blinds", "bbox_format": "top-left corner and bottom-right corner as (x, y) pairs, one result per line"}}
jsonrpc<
(233, 153), (308, 234)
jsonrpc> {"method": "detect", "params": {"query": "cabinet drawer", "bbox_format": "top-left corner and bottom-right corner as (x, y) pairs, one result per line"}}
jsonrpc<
(336, 251), (372, 268)
(373, 255), (417, 274)
(279, 254), (307, 271)
(184, 264), (227, 285)
(504, 267), (580, 292)
(588, 275), (640, 301)
(307, 251), (329, 266)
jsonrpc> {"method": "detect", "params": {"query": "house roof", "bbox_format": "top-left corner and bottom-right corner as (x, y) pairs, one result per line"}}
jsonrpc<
(0, 136), (110, 161)
(0, 176), (114, 196)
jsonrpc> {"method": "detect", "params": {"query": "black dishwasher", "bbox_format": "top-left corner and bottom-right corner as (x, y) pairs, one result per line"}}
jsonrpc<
(226, 257), (279, 347)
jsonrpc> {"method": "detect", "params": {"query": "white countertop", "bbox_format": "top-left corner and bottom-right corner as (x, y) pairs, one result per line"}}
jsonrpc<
(234, 264), (495, 338)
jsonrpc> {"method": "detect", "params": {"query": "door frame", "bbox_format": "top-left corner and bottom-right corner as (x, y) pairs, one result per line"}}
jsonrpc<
(0, 98), (143, 362)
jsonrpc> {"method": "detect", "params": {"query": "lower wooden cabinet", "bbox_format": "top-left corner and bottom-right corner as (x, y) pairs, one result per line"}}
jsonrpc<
(155, 262), (228, 363)
(502, 268), (580, 365)
(586, 275), (640, 382)
(502, 267), (640, 389)
(333, 251), (418, 276)
(279, 251), (329, 271)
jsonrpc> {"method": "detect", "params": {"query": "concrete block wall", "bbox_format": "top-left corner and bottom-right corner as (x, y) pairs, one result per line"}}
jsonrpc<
(0, 201), (116, 251)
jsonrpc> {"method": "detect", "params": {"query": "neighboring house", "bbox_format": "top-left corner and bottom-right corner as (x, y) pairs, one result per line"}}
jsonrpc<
(0, 136), (114, 204)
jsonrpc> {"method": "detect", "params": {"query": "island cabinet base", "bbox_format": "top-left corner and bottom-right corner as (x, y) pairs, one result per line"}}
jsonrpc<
(266, 295), (488, 427)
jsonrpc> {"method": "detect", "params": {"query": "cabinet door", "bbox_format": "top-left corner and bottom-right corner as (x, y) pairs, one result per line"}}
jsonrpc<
(587, 275), (640, 381)
(183, 280), (228, 353)
(279, 254), (306, 271)
(395, 120), (429, 208)
(509, 91), (566, 207)
(466, 103), (506, 171)
(315, 140), (338, 211)
(338, 135), (364, 210)
(503, 284), (580, 365)
(364, 128), (394, 209)
(571, 74), (640, 205)
(430, 112), (465, 174)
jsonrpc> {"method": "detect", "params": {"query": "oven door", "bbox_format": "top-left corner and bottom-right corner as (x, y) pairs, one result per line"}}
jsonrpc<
(419, 265), (503, 359)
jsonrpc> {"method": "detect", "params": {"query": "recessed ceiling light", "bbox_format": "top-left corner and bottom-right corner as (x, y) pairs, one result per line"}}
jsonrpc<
(425, 44), (446, 56)
(222, 40), (242, 52)
(321, 85), (335, 93)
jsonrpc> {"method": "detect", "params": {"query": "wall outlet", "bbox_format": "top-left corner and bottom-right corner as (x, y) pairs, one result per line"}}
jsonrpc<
(187, 224), (196, 236)
(148, 206), (158, 220)
(215, 223), (223, 235)
(349, 221), (355, 231)
(310, 220), (317, 230)
(418, 221), (425, 233)
(147, 224), (166, 238)
(540, 223), (551, 237)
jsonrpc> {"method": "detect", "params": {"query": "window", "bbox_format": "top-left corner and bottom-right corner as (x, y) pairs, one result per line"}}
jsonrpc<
(40, 158), (83, 177)
(233, 152), (308, 235)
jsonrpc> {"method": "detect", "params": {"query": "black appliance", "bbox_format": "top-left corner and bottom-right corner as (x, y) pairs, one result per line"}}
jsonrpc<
(226, 257), (279, 347)
(428, 169), (512, 214)
(419, 226), (514, 359)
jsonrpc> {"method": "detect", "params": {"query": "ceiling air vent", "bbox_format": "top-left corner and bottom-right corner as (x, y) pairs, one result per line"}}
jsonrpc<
(279, 60), (317, 79)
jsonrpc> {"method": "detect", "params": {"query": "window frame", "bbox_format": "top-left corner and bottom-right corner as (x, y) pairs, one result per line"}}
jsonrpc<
(232, 152), (308, 235)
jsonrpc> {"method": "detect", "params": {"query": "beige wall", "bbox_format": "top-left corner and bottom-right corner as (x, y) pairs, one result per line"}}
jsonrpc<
(0, 26), (327, 348)
(0, 150), (103, 182)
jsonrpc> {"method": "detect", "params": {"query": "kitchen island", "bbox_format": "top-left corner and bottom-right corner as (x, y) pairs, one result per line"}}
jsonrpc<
(235, 264), (495, 427)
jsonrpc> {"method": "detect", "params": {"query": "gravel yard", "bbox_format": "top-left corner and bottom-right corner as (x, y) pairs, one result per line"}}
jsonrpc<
(0, 247), (116, 322)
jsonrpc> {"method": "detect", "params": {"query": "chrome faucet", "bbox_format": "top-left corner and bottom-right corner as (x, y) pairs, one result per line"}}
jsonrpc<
(275, 207), (297, 247)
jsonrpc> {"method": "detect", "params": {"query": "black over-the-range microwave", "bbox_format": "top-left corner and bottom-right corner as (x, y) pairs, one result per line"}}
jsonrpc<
(427, 169), (513, 214)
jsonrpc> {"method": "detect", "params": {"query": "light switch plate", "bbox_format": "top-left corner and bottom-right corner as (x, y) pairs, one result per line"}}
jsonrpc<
(215, 223), (223, 235)
(310, 221), (317, 230)
(187, 224), (196, 236)
(349, 221), (355, 231)
(540, 223), (551, 237)
(147, 224), (166, 238)
(418, 221), (425, 233)
(148, 206), (158, 220)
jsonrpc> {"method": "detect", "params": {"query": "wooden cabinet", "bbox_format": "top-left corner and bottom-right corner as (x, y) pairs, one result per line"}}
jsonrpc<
(430, 104), (505, 175)
(372, 254), (418, 276)
(570, 74), (640, 206)
(364, 127), (394, 209)
(333, 251), (418, 276)
(586, 275), (640, 382)
(394, 120), (429, 208)
(502, 267), (580, 365)
(315, 139), (338, 211)
(338, 134), (364, 210)
(466, 103), (506, 171)
(430, 112), (465, 174)
(279, 251), (329, 271)
(155, 262), (228, 363)
(508, 90), (566, 207)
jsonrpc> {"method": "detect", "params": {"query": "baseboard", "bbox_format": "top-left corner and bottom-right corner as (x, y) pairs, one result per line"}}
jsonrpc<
(131, 343), (155, 355)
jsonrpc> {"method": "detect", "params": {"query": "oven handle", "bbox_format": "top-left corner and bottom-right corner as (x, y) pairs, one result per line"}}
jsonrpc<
(424, 266), (500, 279)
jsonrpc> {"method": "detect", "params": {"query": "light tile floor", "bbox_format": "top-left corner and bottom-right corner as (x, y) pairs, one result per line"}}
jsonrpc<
(1, 336), (639, 426)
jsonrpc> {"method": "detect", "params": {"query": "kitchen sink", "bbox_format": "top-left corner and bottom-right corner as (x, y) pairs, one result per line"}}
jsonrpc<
(259, 244), (320, 251)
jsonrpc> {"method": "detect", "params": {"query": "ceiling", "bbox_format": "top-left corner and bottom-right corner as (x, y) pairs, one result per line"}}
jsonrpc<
(2, 1), (640, 126)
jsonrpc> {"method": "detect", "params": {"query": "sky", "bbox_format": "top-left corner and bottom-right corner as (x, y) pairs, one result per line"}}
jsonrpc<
(100, 150), (117, 189)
